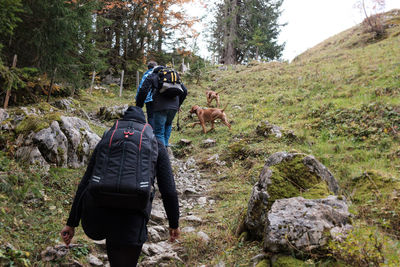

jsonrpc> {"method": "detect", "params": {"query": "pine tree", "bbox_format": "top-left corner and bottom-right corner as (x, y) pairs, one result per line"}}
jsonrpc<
(2, 0), (103, 86)
(0, 0), (23, 51)
(211, 0), (285, 64)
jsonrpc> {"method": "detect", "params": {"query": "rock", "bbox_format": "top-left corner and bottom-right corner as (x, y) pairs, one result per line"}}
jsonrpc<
(41, 244), (82, 262)
(207, 154), (226, 166)
(0, 108), (9, 123)
(15, 146), (50, 170)
(52, 98), (75, 112)
(97, 105), (128, 121)
(150, 208), (166, 223)
(148, 226), (168, 242)
(256, 121), (283, 138)
(244, 152), (340, 239)
(93, 239), (106, 251)
(197, 231), (210, 244)
(182, 215), (203, 225)
(178, 139), (192, 146)
(197, 197), (207, 206)
(232, 105), (242, 110)
(87, 254), (103, 266)
(181, 226), (196, 233)
(0, 110), (18, 131)
(330, 224), (353, 242)
(139, 252), (182, 266)
(201, 138), (216, 148)
(264, 196), (352, 253)
(60, 116), (100, 168)
(33, 121), (68, 167)
(9, 113), (99, 169)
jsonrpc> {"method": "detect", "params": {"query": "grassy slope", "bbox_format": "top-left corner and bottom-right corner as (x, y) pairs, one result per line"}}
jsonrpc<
(170, 11), (400, 265)
(1, 11), (400, 266)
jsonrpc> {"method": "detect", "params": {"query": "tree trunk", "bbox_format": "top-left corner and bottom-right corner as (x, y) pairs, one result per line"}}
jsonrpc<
(222, 0), (238, 65)
(119, 70), (124, 97)
(3, 55), (17, 109)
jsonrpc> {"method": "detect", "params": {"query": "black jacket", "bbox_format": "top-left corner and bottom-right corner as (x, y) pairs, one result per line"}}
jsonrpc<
(66, 106), (179, 245)
(136, 72), (187, 112)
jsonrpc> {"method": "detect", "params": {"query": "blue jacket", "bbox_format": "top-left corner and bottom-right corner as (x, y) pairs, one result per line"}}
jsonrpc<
(135, 69), (154, 103)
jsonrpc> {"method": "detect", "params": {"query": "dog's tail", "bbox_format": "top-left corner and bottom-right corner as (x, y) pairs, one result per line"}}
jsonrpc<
(221, 102), (229, 112)
(216, 88), (228, 95)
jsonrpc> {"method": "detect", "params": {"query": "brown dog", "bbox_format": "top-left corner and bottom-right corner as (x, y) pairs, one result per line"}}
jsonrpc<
(189, 104), (231, 133)
(205, 88), (227, 107)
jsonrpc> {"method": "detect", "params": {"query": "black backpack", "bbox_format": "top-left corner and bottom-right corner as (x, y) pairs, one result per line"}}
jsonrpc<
(157, 67), (184, 97)
(88, 119), (158, 211)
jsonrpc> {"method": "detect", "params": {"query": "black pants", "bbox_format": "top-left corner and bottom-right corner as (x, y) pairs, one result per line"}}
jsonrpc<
(106, 242), (143, 267)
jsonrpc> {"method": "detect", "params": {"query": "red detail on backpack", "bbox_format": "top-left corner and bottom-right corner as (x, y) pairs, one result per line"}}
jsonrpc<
(109, 120), (119, 147)
(139, 124), (149, 151)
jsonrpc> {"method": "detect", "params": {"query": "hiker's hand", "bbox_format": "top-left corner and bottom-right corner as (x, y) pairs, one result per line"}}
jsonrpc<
(169, 228), (180, 242)
(179, 108), (183, 113)
(61, 225), (75, 246)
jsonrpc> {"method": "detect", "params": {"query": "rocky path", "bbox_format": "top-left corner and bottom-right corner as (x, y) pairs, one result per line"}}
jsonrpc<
(138, 151), (212, 266)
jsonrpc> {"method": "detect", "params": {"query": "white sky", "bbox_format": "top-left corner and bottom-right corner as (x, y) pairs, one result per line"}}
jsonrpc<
(185, 0), (400, 61)
(279, 0), (400, 61)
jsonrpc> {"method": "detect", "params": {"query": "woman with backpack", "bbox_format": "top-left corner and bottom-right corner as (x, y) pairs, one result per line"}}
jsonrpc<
(60, 106), (180, 266)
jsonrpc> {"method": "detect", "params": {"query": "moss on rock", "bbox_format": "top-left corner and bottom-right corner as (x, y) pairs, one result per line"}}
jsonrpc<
(15, 115), (49, 134)
(273, 255), (305, 267)
(301, 181), (330, 199)
(350, 170), (400, 204)
(266, 154), (331, 208)
(350, 170), (400, 232)
(255, 259), (269, 267)
(15, 112), (62, 135)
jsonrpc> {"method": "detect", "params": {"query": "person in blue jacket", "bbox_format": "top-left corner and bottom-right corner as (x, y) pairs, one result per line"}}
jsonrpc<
(135, 61), (157, 128)
(136, 66), (187, 147)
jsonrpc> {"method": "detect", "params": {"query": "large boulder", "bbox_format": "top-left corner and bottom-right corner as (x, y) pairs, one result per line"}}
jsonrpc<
(13, 115), (100, 169)
(244, 152), (339, 239)
(59, 116), (100, 168)
(33, 121), (69, 167)
(264, 196), (352, 253)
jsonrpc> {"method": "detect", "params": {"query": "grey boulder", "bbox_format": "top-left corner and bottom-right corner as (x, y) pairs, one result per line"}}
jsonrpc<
(264, 196), (352, 253)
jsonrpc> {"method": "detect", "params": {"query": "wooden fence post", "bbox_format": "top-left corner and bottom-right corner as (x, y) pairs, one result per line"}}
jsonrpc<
(3, 54), (17, 109)
(89, 70), (96, 95)
(46, 67), (58, 103)
(119, 70), (124, 97)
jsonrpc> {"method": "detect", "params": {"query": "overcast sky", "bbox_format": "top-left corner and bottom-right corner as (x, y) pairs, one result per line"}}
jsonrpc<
(279, 0), (400, 61)
(185, 0), (400, 61)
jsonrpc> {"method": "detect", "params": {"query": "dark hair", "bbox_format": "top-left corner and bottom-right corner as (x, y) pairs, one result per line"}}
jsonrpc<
(147, 61), (157, 69)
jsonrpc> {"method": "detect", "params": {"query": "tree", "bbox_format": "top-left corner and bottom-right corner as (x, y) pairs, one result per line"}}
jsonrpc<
(0, 0), (23, 51)
(210, 0), (285, 64)
(355, 0), (386, 37)
(1, 0), (103, 87)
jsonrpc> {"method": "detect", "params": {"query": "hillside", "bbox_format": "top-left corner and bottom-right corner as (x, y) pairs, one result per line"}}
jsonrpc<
(1, 9), (400, 266)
